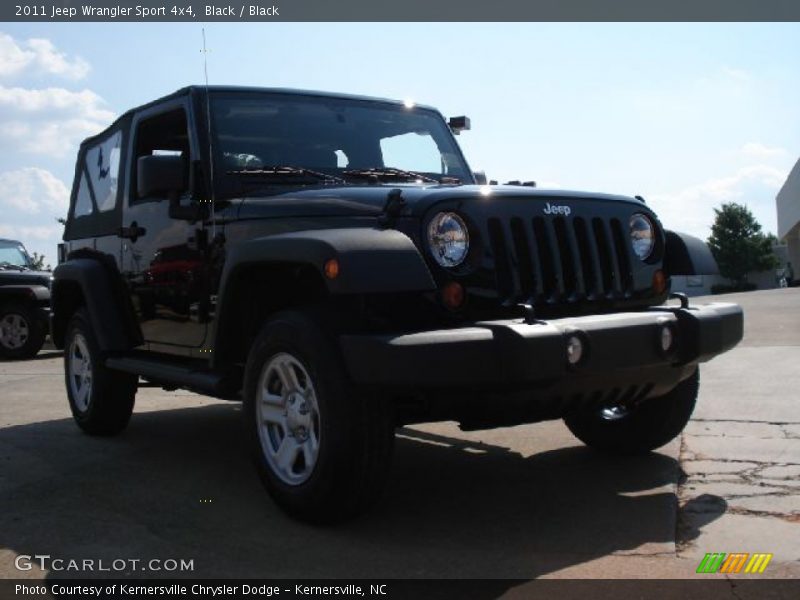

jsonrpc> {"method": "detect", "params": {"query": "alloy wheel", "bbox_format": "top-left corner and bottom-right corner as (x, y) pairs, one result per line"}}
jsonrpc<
(257, 352), (322, 486)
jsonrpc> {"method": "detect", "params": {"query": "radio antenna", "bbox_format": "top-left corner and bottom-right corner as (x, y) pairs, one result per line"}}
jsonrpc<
(201, 28), (216, 239)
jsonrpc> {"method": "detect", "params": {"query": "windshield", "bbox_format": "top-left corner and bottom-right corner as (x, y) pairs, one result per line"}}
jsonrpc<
(0, 241), (31, 268)
(211, 93), (472, 197)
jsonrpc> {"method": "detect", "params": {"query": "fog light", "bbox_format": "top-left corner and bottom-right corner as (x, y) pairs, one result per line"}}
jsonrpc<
(566, 335), (584, 365)
(660, 325), (674, 353)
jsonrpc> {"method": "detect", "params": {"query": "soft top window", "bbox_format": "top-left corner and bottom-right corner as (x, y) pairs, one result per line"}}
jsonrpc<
(73, 172), (93, 217)
(64, 117), (128, 241)
(86, 130), (122, 212)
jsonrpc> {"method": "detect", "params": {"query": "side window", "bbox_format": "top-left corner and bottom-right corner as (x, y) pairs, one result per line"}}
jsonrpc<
(85, 130), (122, 212)
(73, 172), (94, 217)
(133, 108), (189, 201)
(380, 131), (442, 174)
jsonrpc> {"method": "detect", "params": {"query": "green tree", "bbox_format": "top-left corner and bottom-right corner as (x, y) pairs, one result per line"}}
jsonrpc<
(707, 202), (778, 288)
(29, 252), (50, 271)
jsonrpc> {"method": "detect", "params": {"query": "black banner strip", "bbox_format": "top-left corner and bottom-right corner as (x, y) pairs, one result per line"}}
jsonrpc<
(4, 1), (800, 23)
(2, 579), (800, 600)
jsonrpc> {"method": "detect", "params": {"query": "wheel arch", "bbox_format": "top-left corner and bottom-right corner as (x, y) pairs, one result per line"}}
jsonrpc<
(51, 253), (142, 351)
(664, 230), (719, 276)
(210, 228), (436, 368)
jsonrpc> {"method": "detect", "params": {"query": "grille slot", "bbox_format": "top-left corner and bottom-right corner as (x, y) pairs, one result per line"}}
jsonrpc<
(573, 217), (598, 299)
(487, 218), (514, 300)
(611, 218), (633, 294)
(509, 217), (537, 300)
(487, 213), (634, 305)
(532, 217), (558, 300)
(592, 217), (616, 296)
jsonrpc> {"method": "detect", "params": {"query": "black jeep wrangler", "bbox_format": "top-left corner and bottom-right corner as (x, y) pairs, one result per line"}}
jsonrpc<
(0, 238), (50, 359)
(52, 86), (743, 523)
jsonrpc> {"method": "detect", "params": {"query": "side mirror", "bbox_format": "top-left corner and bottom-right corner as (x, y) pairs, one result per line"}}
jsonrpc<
(473, 171), (487, 185)
(137, 155), (185, 198)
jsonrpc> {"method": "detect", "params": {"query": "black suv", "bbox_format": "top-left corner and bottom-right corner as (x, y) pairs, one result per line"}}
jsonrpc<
(0, 238), (50, 359)
(51, 86), (743, 523)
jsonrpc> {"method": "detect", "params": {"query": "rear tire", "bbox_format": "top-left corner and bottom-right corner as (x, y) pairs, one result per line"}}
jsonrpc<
(563, 369), (699, 455)
(0, 303), (46, 360)
(244, 309), (394, 524)
(64, 308), (137, 436)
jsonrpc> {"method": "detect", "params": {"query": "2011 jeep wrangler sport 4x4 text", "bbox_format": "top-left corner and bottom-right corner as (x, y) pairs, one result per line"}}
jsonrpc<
(51, 86), (743, 523)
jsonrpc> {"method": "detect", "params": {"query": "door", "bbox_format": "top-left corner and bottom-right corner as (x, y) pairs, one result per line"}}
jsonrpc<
(121, 102), (209, 352)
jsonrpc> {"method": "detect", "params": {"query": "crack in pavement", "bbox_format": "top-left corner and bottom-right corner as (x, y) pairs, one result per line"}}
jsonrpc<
(676, 418), (800, 556)
(691, 418), (800, 425)
(725, 507), (800, 523)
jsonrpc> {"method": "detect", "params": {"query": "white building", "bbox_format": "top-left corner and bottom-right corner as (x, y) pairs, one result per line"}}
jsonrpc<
(777, 157), (800, 274)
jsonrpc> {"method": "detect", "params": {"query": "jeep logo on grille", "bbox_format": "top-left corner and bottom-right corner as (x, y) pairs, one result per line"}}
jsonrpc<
(543, 202), (571, 216)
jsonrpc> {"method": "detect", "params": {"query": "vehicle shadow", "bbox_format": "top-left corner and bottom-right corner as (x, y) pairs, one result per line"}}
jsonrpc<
(18, 349), (64, 362)
(0, 403), (726, 586)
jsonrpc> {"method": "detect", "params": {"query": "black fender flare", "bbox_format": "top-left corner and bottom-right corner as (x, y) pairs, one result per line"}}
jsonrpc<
(663, 231), (719, 276)
(220, 228), (435, 296)
(51, 257), (142, 351)
(212, 227), (436, 364)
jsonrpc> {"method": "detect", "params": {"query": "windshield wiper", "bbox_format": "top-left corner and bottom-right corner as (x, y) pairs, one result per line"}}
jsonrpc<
(227, 165), (345, 185)
(0, 261), (26, 271)
(342, 167), (440, 184)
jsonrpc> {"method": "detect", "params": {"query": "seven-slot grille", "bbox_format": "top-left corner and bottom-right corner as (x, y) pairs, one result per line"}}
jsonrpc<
(487, 215), (634, 305)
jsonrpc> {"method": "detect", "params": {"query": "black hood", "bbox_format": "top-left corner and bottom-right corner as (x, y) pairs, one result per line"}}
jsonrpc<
(233, 184), (645, 221)
(0, 268), (52, 287)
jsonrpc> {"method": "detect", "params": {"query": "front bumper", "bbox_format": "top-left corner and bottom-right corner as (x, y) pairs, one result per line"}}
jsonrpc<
(340, 302), (743, 391)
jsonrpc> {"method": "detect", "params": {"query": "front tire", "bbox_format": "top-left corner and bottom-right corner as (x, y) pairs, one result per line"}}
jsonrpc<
(65, 308), (137, 436)
(0, 303), (46, 360)
(244, 309), (394, 524)
(563, 369), (699, 455)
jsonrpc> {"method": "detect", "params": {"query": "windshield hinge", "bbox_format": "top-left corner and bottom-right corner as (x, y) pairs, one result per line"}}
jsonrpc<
(377, 189), (406, 229)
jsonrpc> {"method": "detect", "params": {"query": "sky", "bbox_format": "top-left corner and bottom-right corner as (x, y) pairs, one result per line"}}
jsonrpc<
(0, 22), (798, 264)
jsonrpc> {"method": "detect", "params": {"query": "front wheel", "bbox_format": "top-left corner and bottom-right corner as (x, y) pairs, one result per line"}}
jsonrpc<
(563, 369), (699, 455)
(244, 309), (394, 524)
(0, 303), (46, 360)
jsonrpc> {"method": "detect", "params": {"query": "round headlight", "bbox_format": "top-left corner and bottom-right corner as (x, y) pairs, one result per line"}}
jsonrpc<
(427, 212), (469, 268)
(630, 213), (655, 261)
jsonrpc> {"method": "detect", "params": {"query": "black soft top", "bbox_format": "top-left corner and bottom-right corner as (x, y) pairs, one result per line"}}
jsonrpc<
(78, 85), (435, 149)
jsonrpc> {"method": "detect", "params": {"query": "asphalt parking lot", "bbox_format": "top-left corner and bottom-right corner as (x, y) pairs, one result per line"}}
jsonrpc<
(1, 288), (798, 583)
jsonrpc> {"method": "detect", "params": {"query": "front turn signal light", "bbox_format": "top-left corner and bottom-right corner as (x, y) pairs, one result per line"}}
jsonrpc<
(324, 258), (340, 280)
(652, 269), (667, 295)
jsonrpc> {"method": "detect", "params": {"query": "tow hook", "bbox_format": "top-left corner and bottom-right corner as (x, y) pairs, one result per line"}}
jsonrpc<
(669, 292), (689, 309)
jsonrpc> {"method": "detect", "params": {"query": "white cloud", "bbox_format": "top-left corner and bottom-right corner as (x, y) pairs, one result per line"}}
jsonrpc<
(0, 85), (114, 156)
(0, 168), (69, 263)
(0, 32), (89, 80)
(740, 142), (787, 159)
(648, 164), (787, 240)
(0, 167), (70, 215)
(0, 223), (63, 242)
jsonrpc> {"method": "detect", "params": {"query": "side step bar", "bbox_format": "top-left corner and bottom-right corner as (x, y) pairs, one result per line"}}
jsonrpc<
(105, 355), (238, 399)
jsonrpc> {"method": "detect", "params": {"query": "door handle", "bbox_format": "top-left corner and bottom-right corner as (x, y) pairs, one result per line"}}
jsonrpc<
(118, 222), (147, 242)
